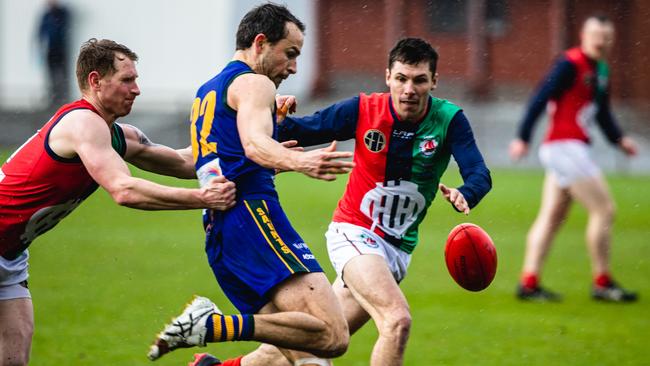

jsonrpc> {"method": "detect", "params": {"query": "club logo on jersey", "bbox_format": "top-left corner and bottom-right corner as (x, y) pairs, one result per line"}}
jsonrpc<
(358, 233), (379, 248)
(360, 180), (426, 238)
(364, 129), (386, 153)
(419, 137), (438, 156)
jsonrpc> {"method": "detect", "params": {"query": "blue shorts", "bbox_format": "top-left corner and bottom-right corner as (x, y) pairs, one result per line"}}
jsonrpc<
(204, 198), (323, 314)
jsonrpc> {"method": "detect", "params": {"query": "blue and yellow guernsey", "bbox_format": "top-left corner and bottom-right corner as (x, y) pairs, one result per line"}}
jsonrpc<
(191, 63), (324, 315)
(190, 60), (278, 200)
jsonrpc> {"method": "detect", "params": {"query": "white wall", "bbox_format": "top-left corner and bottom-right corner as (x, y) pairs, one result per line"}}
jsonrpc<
(0, 0), (315, 112)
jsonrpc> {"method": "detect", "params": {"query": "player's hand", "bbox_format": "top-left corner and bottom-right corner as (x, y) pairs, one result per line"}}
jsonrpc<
(296, 141), (354, 181)
(281, 139), (304, 152)
(276, 94), (297, 124)
(509, 139), (529, 161)
(200, 175), (236, 210)
(276, 140), (304, 174)
(618, 136), (638, 157)
(439, 183), (470, 215)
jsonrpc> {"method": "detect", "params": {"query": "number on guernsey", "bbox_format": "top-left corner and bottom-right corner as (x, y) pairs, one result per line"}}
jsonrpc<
(20, 199), (84, 245)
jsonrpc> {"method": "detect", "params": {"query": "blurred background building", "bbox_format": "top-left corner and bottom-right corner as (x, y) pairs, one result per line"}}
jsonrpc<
(312, 0), (650, 105)
(1, 0), (648, 172)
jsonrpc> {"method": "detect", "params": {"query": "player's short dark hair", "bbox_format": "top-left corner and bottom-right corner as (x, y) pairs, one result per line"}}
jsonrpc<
(585, 13), (612, 24)
(388, 37), (439, 76)
(76, 38), (138, 91)
(235, 2), (305, 50)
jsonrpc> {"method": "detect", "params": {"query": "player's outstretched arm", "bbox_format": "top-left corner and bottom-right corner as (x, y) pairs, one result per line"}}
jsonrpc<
(119, 123), (196, 179)
(448, 111), (492, 209)
(516, 59), (576, 144)
(59, 111), (235, 210)
(232, 74), (354, 181)
(278, 96), (359, 147)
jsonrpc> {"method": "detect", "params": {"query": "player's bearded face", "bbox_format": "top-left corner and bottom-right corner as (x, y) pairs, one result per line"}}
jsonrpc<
(98, 56), (140, 117)
(259, 23), (303, 88)
(386, 61), (437, 122)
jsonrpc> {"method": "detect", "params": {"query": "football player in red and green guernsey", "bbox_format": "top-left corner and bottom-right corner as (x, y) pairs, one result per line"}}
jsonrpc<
(510, 15), (638, 303)
(228, 37), (492, 366)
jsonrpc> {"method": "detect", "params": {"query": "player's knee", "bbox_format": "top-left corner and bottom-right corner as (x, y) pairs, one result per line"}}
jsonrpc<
(325, 309), (350, 357)
(592, 201), (615, 222)
(330, 326), (350, 357)
(312, 324), (349, 358)
(379, 308), (412, 342)
(604, 201), (616, 220)
(4, 325), (33, 366)
(2, 357), (30, 366)
(1, 347), (31, 366)
(320, 335), (349, 358)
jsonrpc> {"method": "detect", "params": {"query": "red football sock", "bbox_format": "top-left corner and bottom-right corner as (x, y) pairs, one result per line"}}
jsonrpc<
(521, 272), (538, 289)
(221, 356), (244, 366)
(595, 273), (612, 287)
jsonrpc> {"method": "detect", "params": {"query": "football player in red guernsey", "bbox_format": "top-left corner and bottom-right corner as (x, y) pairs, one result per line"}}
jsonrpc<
(510, 15), (639, 302)
(0, 38), (236, 365)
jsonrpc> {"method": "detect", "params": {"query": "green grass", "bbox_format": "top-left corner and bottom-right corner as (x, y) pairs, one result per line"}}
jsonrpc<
(7, 157), (648, 365)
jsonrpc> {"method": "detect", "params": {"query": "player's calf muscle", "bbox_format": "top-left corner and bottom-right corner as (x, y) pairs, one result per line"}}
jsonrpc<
(254, 312), (348, 358)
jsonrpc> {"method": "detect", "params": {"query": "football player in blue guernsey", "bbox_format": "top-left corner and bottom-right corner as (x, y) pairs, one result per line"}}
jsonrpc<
(194, 38), (492, 366)
(147, 4), (354, 366)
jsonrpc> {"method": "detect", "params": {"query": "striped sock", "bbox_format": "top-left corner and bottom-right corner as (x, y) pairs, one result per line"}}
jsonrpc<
(205, 314), (254, 342)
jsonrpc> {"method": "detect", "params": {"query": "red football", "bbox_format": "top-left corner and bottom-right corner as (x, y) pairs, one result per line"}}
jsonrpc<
(444, 223), (497, 292)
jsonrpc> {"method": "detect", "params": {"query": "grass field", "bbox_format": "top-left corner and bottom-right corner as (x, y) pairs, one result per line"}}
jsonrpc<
(9, 159), (649, 365)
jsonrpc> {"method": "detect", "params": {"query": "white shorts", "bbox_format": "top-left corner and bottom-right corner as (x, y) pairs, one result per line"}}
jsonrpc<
(0, 251), (31, 300)
(326, 222), (411, 282)
(539, 140), (601, 188)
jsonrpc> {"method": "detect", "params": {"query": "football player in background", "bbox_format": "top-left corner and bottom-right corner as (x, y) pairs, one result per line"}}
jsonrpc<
(509, 15), (638, 302)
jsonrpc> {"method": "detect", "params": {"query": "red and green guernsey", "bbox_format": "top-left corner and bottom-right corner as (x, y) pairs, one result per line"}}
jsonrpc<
(279, 93), (492, 254)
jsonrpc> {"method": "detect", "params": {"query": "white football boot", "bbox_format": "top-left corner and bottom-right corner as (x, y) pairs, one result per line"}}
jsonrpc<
(148, 296), (220, 361)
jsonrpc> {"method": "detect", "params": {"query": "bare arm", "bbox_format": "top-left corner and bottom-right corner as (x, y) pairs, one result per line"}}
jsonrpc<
(120, 123), (196, 179)
(230, 74), (354, 180)
(51, 110), (234, 210)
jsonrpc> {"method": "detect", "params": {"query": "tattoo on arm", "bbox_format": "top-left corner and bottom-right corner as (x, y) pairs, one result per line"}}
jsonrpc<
(123, 124), (159, 147)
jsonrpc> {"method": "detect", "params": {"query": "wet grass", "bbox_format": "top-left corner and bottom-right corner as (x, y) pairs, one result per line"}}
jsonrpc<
(6, 159), (647, 365)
